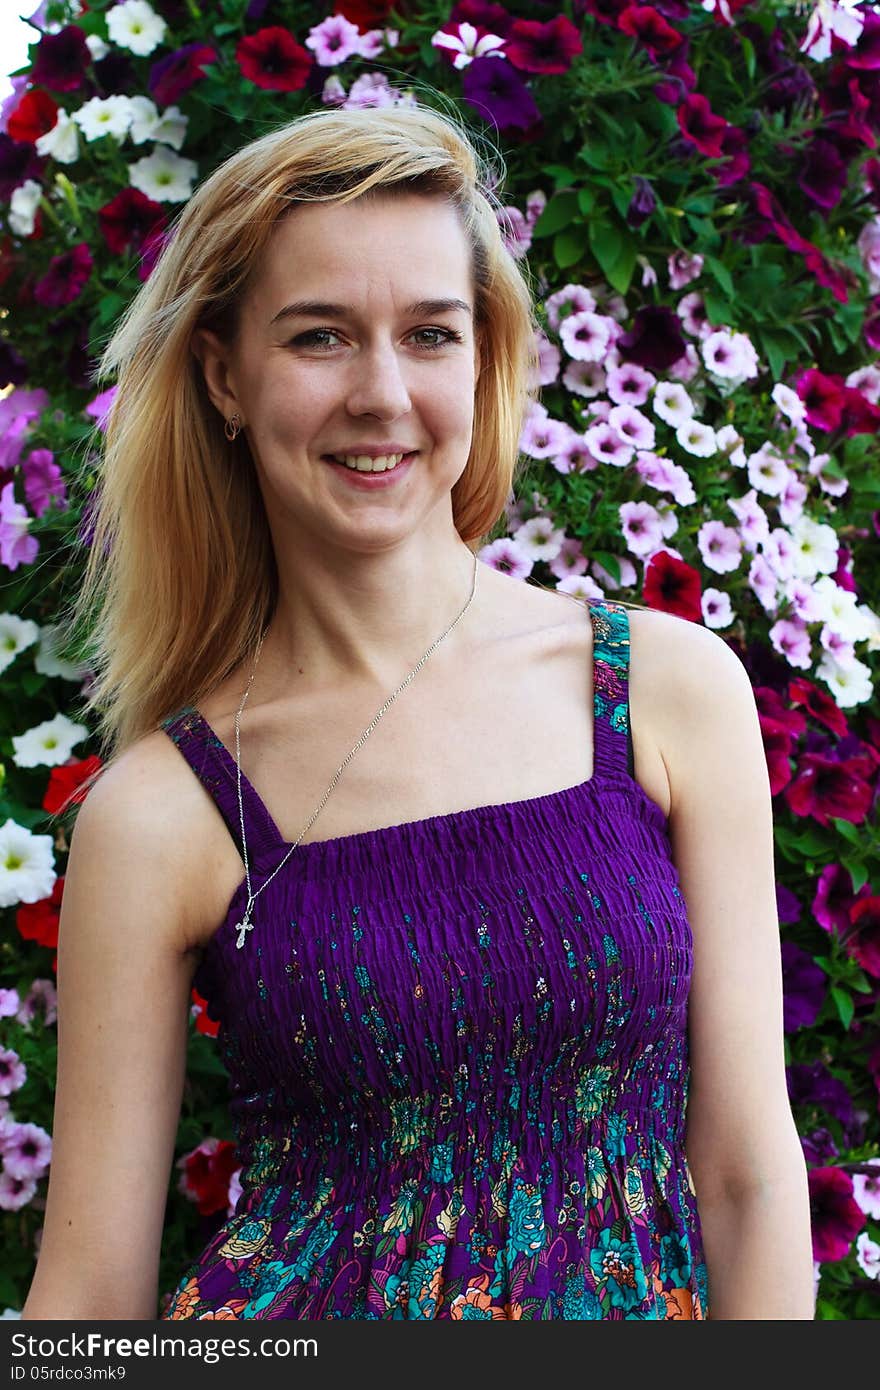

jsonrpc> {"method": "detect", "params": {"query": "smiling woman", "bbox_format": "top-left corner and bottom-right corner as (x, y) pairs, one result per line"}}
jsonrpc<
(21, 101), (813, 1322)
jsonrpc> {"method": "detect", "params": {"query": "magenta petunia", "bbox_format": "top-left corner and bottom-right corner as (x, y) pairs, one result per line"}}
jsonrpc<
(450, 0), (515, 38)
(236, 27), (313, 91)
(618, 5), (683, 62)
(33, 241), (92, 308)
(676, 93), (728, 158)
(30, 24), (91, 93)
(799, 135), (850, 212)
(149, 42), (218, 106)
(795, 367), (848, 430)
(504, 17), (583, 75)
(808, 1167), (866, 1263)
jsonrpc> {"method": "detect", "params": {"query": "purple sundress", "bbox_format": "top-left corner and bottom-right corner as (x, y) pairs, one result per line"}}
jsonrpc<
(159, 598), (709, 1320)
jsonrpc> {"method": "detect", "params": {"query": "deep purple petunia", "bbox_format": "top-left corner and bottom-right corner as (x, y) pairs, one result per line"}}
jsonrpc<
(808, 1167), (865, 1263)
(572, 0), (629, 25)
(31, 24), (91, 93)
(626, 175), (655, 227)
(786, 1060), (854, 1126)
(0, 134), (45, 201)
(93, 50), (139, 97)
(504, 17), (583, 74)
(799, 135), (850, 212)
(801, 1127), (838, 1164)
(149, 42), (218, 107)
(780, 941), (826, 1032)
(865, 294), (880, 351)
(33, 242), (93, 309)
(616, 305), (687, 371)
(714, 124), (750, 186)
(462, 55), (540, 133)
(0, 343), (28, 390)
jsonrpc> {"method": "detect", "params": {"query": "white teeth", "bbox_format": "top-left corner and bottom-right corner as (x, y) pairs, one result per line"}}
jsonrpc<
(332, 453), (405, 473)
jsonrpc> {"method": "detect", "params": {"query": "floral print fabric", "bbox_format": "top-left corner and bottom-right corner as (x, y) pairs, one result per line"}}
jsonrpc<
(159, 599), (708, 1319)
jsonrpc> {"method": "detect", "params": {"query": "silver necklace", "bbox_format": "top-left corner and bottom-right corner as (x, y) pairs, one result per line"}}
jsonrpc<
(232, 549), (479, 950)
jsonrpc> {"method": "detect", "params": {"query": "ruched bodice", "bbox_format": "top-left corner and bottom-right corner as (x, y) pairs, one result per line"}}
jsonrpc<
(159, 597), (708, 1320)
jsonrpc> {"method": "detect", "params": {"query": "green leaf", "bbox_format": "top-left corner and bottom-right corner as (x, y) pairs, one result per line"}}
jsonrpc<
(532, 190), (579, 238)
(606, 236), (637, 295)
(577, 141), (610, 170)
(591, 551), (622, 582)
(840, 854), (870, 893)
(740, 34), (756, 82)
(704, 255), (734, 298)
(815, 1298), (847, 1321)
(703, 292), (731, 328)
(577, 186), (596, 215)
(553, 226), (589, 270)
(542, 164), (577, 187)
(830, 818), (864, 846)
(588, 220), (622, 282)
(830, 986), (854, 1031)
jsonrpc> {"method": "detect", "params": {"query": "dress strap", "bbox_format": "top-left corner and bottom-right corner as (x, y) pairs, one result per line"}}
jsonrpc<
(160, 706), (286, 864)
(588, 599), (635, 780)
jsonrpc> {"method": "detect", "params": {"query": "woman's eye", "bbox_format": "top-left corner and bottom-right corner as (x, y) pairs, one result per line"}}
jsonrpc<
(289, 327), (463, 351)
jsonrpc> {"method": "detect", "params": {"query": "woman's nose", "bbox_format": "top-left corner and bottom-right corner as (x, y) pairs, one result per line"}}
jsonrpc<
(344, 340), (412, 418)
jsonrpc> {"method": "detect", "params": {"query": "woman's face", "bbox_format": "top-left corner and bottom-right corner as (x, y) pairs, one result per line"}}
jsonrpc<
(195, 192), (482, 554)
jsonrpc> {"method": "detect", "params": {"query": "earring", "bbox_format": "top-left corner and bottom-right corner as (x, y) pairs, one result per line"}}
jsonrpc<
(224, 413), (242, 441)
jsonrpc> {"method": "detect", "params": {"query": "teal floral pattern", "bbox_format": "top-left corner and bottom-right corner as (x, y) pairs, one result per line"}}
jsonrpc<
(160, 600), (709, 1320)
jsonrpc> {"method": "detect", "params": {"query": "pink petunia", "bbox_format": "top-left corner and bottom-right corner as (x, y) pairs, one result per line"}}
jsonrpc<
(1, 1122), (51, 1180)
(0, 483), (39, 573)
(477, 537), (533, 580)
(0, 1049), (26, 1098)
(559, 310), (614, 362)
(0, 1168), (37, 1211)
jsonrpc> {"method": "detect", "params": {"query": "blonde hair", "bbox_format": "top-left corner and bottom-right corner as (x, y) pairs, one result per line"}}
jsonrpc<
(57, 101), (542, 782)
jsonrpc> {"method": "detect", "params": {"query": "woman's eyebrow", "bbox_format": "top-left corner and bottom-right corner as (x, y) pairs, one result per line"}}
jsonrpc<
(270, 297), (473, 325)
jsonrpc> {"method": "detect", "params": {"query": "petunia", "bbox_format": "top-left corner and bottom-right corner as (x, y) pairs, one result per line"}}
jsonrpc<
(619, 500), (666, 557)
(676, 92), (728, 158)
(0, 134), (45, 201)
(461, 55), (541, 133)
(33, 242), (92, 308)
(626, 175), (655, 228)
(432, 22), (506, 71)
(11, 713), (88, 774)
(608, 404), (655, 450)
(780, 940), (827, 1030)
(177, 1138), (241, 1217)
(237, 27), (313, 90)
(513, 516), (565, 562)
(606, 362), (656, 406)
(795, 368), (848, 430)
(808, 1167), (865, 1264)
(477, 536), (533, 579)
(305, 15), (363, 67)
(503, 16), (583, 74)
(148, 43), (218, 107)
(23, 449), (67, 519)
(618, 5), (684, 61)
(8, 180), (43, 239)
(0, 1170), (37, 1212)
(559, 310), (614, 362)
(72, 95), (133, 143)
(0, 815), (56, 907)
(129, 146), (198, 203)
(98, 186), (165, 255)
(0, 1048), (26, 1097)
(0, 480), (39, 572)
(31, 24), (91, 92)
(584, 423), (634, 467)
(7, 90), (58, 146)
(799, 135), (850, 212)
(544, 282), (596, 330)
(675, 420), (717, 457)
(617, 305), (687, 372)
(106, 0), (167, 58)
(34, 108), (79, 164)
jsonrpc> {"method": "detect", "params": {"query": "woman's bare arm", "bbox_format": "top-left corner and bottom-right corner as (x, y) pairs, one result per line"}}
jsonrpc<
(21, 735), (206, 1320)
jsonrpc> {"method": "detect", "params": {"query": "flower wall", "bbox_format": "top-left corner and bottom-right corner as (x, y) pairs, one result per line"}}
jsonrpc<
(0, 0), (879, 1318)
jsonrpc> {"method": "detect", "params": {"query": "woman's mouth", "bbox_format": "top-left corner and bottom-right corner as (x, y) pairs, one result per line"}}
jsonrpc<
(322, 451), (417, 486)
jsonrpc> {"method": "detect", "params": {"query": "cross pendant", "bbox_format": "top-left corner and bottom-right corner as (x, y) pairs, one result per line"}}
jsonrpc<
(235, 916), (253, 950)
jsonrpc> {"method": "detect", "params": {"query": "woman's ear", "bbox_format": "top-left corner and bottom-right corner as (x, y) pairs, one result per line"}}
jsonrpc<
(191, 327), (243, 424)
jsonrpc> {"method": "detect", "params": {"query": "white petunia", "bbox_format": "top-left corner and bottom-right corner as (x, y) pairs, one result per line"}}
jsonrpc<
(11, 712), (90, 769)
(652, 381), (694, 427)
(815, 650), (873, 708)
(512, 516), (565, 562)
(127, 95), (160, 144)
(150, 105), (188, 150)
(72, 95), (133, 142)
(0, 819), (56, 909)
(129, 147), (198, 203)
(8, 181), (42, 238)
(0, 614), (39, 677)
(35, 109), (80, 165)
(33, 624), (90, 681)
(675, 420), (717, 457)
(85, 34), (110, 62)
(127, 96), (188, 149)
(106, 0), (167, 57)
(788, 515), (840, 579)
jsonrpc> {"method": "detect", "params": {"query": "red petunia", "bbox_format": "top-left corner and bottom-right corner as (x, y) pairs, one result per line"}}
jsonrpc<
(43, 755), (104, 815)
(33, 241), (93, 308)
(178, 1139), (239, 1216)
(17, 875), (63, 952)
(848, 896), (880, 978)
(787, 678), (849, 740)
(98, 187), (166, 257)
(236, 27), (313, 92)
(31, 24), (91, 93)
(7, 90), (59, 145)
(795, 367), (848, 431)
(641, 551), (702, 622)
(504, 16), (583, 74)
(191, 987), (220, 1039)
